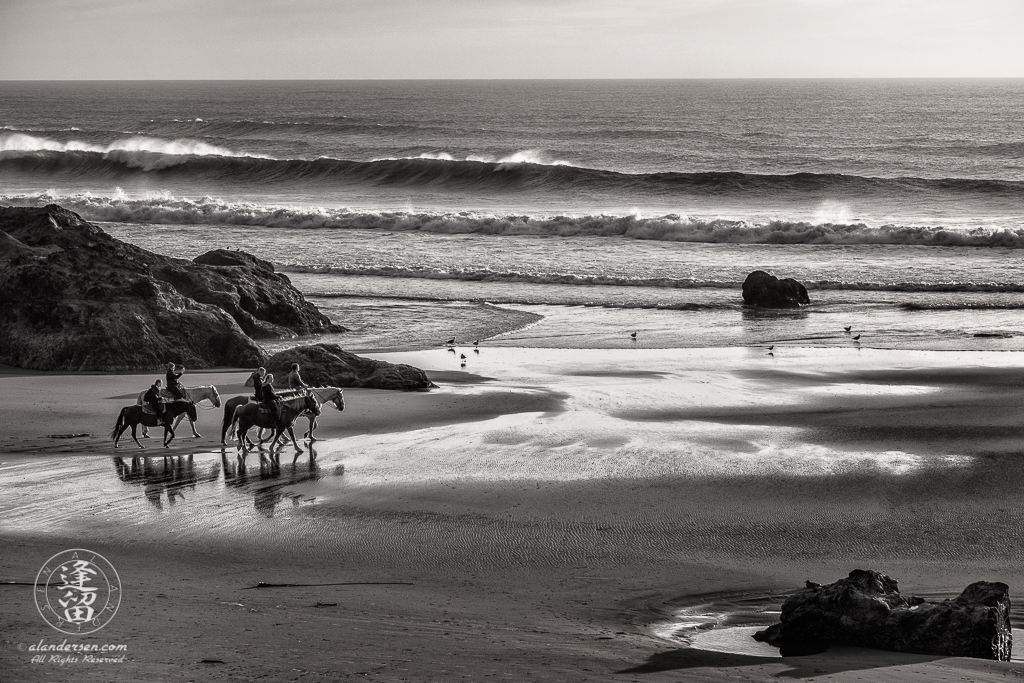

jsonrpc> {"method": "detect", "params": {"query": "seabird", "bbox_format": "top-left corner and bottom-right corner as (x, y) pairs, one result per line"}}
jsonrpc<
(630, 331), (637, 339)
(767, 345), (774, 351)
(473, 340), (479, 346)
(844, 326), (852, 333)
(853, 334), (861, 341)
(460, 354), (467, 359)
(445, 337), (456, 346)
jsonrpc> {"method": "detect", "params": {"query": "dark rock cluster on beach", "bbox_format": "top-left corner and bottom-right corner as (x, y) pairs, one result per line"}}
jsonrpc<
(266, 343), (436, 391)
(742, 270), (810, 308)
(0, 204), (344, 371)
(754, 569), (1011, 661)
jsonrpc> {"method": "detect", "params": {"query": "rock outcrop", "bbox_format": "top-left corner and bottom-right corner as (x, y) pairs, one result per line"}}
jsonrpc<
(0, 204), (343, 371)
(266, 343), (435, 391)
(741, 270), (810, 308)
(753, 570), (1011, 660)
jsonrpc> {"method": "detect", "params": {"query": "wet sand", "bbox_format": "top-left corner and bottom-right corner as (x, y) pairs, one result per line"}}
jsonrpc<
(2, 347), (1024, 681)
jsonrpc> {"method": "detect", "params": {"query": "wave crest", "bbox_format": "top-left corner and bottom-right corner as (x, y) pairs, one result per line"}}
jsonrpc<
(0, 134), (262, 171)
(5, 191), (1024, 251)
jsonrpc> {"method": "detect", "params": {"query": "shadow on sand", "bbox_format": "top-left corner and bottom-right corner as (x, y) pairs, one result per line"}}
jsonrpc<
(617, 645), (946, 679)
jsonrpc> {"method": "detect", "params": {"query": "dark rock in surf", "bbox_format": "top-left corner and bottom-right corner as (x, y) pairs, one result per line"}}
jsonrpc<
(742, 270), (810, 308)
(753, 569), (1011, 660)
(0, 204), (344, 371)
(266, 343), (436, 391)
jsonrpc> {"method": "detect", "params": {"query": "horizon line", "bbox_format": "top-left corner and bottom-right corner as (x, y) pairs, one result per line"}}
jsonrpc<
(2, 76), (1024, 83)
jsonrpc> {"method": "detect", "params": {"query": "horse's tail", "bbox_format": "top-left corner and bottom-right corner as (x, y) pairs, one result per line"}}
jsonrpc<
(222, 403), (236, 440)
(110, 407), (127, 441)
(228, 405), (242, 441)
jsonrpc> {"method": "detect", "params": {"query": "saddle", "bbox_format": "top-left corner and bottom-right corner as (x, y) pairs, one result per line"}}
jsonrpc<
(142, 404), (157, 416)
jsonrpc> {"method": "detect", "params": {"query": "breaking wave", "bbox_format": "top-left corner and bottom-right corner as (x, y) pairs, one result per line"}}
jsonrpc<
(0, 134), (266, 171)
(6, 192), (1024, 250)
(2, 134), (1024, 198)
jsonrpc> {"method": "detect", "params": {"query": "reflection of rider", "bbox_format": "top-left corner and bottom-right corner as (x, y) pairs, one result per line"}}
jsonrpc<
(288, 363), (309, 393)
(166, 362), (186, 401)
(144, 379), (169, 425)
(262, 374), (283, 423)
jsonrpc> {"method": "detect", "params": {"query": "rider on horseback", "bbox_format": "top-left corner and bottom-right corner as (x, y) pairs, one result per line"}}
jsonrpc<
(288, 363), (309, 394)
(261, 373), (284, 424)
(166, 362), (186, 401)
(248, 366), (267, 402)
(143, 379), (170, 427)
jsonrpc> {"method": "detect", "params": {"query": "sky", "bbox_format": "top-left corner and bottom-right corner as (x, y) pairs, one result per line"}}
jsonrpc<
(1, 0), (1022, 79)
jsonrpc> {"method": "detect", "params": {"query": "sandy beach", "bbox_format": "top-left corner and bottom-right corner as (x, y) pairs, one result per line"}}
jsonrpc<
(2, 346), (1024, 681)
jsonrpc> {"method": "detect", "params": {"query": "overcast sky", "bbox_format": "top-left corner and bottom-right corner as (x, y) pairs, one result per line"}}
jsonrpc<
(1, 0), (1022, 79)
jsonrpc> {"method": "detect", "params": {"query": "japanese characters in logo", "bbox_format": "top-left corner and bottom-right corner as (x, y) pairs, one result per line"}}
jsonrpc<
(34, 550), (121, 634)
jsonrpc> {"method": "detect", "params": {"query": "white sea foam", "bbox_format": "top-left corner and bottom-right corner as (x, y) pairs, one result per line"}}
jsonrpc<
(0, 133), (265, 170)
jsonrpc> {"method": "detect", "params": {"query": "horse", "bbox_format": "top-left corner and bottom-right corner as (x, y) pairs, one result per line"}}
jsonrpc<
(137, 385), (221, 438)
(221, 387), (343, 445)
(111, 401), (198, 449)
(300, 387), (345, 441)
(230, 394), (321, 455)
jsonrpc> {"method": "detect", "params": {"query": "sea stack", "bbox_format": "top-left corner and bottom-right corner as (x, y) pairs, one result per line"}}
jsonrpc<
(741, 270), (810, 308)
(0, 204), (344, 371)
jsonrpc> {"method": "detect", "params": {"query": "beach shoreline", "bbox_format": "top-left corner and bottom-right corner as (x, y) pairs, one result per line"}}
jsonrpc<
(2, 346), (1024, 681)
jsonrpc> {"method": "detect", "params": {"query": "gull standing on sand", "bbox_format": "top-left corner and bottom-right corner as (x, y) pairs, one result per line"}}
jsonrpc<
(844, 326), (852, 333)
(630, 331), (637, 339)
(446, 336), (456, 346)
(853, 334), (861, 341)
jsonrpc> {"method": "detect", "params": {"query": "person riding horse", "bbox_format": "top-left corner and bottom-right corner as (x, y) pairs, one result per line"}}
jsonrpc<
(261, 373), (283, 424)
(248, 366), (267, 402)
(143, 379), (170, 427)
(288, 363), (309, 394)
(166, 362), (186, 401)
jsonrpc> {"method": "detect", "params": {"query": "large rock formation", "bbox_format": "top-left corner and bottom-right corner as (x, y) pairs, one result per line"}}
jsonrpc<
(266, 344), (435, 391)
(753, 570), (1011, 660)
(741, 270), (810, 308)
(0, 204), (343, 371)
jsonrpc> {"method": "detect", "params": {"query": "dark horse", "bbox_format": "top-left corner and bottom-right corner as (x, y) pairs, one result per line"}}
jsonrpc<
(229, 394), (321, 455)
(111, 401), (198, 449)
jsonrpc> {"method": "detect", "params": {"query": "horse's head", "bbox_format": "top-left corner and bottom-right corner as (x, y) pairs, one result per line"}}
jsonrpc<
(330, 388), (345, 411)
(211, 386), (222, 408)
(305, 394), (322, 417)
(186, 402), (198, 422)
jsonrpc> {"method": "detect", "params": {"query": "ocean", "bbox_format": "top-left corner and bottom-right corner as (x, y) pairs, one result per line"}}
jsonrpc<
(2, 79), (1024, 352)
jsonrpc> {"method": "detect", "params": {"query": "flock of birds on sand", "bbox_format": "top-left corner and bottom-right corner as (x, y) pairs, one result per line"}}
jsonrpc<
(445, 337), (480, 367)
(444, 326), (864, 364)
(764, 326), (862, 356)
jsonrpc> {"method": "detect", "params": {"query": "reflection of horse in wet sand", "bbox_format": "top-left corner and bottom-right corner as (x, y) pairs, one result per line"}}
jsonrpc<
(229, 394), (321, 455)
(221, 387), (343, 445)
(137, 385), (221, 438)
(220, 445), (324, 516)
(111, 401), (198, 449)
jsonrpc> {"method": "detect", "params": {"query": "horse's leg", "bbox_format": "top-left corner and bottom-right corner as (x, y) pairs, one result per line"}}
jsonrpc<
(288, 426), (303, 452)
(164, 422), (176, 448)
(179, 411), (201, 438)
(131, 423), (145, 450)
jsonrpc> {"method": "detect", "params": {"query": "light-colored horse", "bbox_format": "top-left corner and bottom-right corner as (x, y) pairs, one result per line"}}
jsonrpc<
(137, 385), (221, 438)
(230, 394), (321, 455)
(300, 387), (345, 441)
